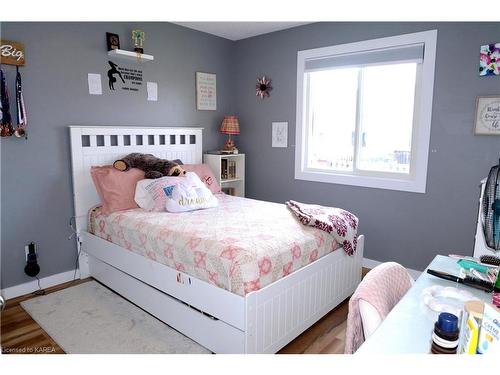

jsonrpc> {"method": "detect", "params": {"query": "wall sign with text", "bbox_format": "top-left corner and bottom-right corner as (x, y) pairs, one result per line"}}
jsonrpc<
(474, 96), (500, 135)
(0, 40), (25, 66)
(196, 72), (217, 111)
(106, 60), (143, 93)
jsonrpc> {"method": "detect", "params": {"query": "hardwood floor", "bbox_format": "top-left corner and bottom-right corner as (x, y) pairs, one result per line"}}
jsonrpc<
(1, 278), (90, 354)
(1, 269), (369, 354)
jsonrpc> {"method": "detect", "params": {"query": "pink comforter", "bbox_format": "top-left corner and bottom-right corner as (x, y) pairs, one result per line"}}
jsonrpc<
(89, 194), (344, 296)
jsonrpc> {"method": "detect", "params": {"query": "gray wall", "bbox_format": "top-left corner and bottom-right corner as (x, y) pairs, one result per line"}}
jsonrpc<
(234, 22), (500, 271)
(2, 22), (499, 289)
(0, 22), (235, 288)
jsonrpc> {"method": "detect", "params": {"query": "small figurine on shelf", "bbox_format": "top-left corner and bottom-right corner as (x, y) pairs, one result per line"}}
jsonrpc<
(132, 29), (145, 54)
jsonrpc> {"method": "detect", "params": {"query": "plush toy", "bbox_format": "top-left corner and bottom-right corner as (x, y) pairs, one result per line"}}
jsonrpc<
(113, 153), (186, 179)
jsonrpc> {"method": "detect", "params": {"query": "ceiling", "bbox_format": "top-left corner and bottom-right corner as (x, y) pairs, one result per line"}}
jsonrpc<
(173, 22), (312, 41)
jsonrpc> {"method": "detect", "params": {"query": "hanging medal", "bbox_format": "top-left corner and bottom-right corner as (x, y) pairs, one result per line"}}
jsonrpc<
(0, 68), (14, 137)
(14, 67), (27, 139)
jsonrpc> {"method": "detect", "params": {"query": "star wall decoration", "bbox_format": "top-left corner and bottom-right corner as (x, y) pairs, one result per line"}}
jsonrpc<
(256, 76), (273, 99)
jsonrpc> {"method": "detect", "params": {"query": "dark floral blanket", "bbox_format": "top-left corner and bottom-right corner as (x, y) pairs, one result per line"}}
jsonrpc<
(285, 200), (358, 256)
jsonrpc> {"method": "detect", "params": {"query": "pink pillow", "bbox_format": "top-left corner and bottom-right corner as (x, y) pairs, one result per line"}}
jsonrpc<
(91, 166), (145, 215)
(182, 164), (222, 194)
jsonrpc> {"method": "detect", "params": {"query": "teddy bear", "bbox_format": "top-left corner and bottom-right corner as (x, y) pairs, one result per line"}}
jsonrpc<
(113, 153), (186, 179)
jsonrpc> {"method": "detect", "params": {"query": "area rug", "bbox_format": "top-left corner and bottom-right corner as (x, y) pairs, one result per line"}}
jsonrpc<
(20, 281), (211, 354)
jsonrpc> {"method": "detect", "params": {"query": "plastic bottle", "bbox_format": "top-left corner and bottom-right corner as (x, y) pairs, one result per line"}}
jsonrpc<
(430, 312), (460, 354)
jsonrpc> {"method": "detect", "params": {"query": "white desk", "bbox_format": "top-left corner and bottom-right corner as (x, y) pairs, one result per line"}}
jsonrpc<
(356, 255), (493, 354)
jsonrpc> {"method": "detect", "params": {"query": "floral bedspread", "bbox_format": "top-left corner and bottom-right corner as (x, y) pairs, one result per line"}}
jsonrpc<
(88, 194), (348, 296)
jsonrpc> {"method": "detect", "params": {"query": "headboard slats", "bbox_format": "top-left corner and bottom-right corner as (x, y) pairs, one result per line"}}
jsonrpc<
(69, 126), (203, 233)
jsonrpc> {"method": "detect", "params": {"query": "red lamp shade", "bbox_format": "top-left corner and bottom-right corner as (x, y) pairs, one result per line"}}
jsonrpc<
(220, 116), (240, 135)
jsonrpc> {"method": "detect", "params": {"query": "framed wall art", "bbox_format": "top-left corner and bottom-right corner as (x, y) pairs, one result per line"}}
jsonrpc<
(474, 96), (500, 135)
(196, 72), (217, 111)
(106, 32), (120, 51)
(479, 43), (499, 76)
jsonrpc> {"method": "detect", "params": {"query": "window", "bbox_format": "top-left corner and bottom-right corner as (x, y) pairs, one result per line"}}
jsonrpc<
(295, 30), (437, 193)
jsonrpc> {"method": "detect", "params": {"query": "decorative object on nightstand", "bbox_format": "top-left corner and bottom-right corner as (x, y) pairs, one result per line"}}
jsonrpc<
(220, 116), (240, 154)
(256, 76), (272, 99)
(204, 153), (245, 197)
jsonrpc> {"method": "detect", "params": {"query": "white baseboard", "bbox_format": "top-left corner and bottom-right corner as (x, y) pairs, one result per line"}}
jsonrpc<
(2, 258), (420, 300)
(363, 257), (422, 280)
(1, 269), (78, 300)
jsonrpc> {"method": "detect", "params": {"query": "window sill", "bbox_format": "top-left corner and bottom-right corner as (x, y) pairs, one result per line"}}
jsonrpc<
(294, 169), (427, 193)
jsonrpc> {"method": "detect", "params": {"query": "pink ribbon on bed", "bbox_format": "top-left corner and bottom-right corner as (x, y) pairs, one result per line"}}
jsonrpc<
(285, 200), (358, 256)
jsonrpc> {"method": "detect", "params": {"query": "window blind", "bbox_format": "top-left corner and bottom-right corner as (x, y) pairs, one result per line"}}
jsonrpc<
(304, 43), (424, 72)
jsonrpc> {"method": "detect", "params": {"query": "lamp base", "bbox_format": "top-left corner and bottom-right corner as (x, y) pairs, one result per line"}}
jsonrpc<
(220, 148), (238, 154)
(222, 135), (237, 154)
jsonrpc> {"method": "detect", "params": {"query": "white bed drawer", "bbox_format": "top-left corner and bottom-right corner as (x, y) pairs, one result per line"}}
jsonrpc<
(89, 256), (245, 354)
(82, 231), (245, 330)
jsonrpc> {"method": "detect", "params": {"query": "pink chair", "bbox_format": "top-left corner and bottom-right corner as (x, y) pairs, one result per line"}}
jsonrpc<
(344, 262), (414, 354)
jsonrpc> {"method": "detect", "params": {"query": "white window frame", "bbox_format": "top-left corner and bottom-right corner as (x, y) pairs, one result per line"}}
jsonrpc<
(294, 30), (437, 193)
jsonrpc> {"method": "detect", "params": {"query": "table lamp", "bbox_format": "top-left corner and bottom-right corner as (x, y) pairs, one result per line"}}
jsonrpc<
(220, 116), (240, 153)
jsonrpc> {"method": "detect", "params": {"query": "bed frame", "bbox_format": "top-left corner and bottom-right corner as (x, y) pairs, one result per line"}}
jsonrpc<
(69, 125), (364, 354)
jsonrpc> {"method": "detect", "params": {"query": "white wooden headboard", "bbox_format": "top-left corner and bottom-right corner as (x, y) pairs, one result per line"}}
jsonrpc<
(69, 126), (203, 233)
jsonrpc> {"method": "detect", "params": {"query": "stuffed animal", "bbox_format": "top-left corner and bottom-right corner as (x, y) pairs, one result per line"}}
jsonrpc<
(113, 153), (186, 179)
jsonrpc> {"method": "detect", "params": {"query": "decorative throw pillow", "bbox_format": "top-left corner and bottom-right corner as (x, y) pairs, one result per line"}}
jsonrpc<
(135, 172), (217, 212)
(135, 175), (182, 211)
(165, 174), (218, 213)
(182, 164), (222, 194)
(90, 166), (145, 215)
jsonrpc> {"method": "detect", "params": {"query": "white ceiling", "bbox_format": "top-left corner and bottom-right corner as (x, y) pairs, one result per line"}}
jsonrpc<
(173, 22), (312, 41)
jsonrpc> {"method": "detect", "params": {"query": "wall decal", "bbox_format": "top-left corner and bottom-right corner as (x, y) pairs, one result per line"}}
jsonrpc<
(107, 61), (125, 90)
(272, 122), (288, 148)
(256, 76), (272, 99)
(479, 43), (499, 76)
(106, 60), (143, 92)
(474, 96), (500, 135)
(196, 72), (216, 110)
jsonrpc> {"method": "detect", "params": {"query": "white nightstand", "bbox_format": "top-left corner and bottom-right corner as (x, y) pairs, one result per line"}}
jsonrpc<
(204, 153), (245, 197)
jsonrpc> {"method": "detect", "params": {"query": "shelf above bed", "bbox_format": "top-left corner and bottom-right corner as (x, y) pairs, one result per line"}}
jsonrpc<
(107, 49), (154, 62)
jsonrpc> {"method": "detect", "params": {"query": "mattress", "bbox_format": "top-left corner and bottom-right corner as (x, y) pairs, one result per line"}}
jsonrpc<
(89, 194), (343, 296)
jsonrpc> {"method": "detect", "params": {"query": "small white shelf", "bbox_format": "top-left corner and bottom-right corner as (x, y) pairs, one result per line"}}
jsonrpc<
(221, 178), (243, 184)
(107, 49), (154, 62)
(204, 153), (245, 197)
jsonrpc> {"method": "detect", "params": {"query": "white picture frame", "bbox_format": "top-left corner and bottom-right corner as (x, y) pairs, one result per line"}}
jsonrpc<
(196, 72), (217, 111)
(272, 122), (288, 148)
(474, 96), (500, 135)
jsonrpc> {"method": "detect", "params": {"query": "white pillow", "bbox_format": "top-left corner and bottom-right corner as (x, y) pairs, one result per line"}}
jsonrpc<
(134, 172), (217, 212)
(135, 179), (156, 211)
(166, 174), (218, 213)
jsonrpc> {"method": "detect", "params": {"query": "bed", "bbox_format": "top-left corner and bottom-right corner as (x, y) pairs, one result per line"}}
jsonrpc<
(70, 126), (364, 353)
